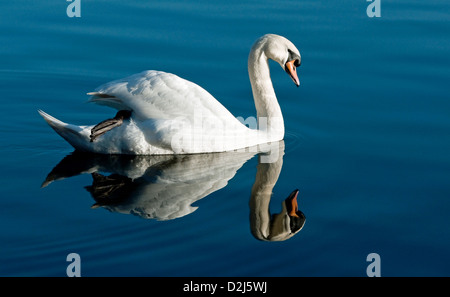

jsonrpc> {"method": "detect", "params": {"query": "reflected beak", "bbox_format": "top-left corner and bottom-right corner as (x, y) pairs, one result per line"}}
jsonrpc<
(286, 189), (300, 217)
(285, 60), (300, 87)
(284, 189), (306, 234)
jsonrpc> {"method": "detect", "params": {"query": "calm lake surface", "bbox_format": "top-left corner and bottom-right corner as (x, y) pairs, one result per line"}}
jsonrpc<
(1, 0), (449, 276)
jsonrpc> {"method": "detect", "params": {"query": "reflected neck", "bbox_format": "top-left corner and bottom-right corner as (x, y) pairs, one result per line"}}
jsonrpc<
(249, 152), (284, 241)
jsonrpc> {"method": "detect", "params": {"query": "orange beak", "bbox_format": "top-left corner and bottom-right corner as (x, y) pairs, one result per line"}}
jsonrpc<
(285, 59), (300, 87)
(286, 189), (300, 217)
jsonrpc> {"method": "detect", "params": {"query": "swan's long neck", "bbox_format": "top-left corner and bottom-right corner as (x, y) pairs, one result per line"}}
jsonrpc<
(248, 44), (284, 141)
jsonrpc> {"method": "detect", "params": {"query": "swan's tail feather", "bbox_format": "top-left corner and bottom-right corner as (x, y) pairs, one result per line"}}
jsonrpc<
(38, 109), (66, 127)
(38, 109), (90, 152)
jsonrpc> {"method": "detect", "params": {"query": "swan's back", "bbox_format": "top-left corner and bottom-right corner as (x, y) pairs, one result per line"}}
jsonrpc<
(87, 71), (259, 153)
(89, 71), (238, 122)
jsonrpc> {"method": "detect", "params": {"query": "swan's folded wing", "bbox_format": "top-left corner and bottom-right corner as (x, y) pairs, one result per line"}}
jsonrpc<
(87, 70), (238, 123)
(87, 92), (126, 111)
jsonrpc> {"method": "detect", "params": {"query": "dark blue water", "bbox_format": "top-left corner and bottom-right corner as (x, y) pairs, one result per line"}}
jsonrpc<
(1, 0), (449, 276)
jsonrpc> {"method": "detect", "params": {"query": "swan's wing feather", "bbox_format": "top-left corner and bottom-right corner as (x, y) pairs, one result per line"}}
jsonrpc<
(87, 92), (126, 111)
(86, 70), (252, 152)
(87, 70), (237, 122)
(90, 117), (124, 142)
(86, 92), (116, 98)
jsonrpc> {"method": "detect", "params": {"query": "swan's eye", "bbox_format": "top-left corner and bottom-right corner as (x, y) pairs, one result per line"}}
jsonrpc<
(288, 49), (301, 67)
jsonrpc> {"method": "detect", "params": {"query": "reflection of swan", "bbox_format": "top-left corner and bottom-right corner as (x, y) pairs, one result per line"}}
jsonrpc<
(38, 34), (301, 154)
(250, 145), (305, 241)
(42, 151), (256, 220)
(42, 141), (305, 240)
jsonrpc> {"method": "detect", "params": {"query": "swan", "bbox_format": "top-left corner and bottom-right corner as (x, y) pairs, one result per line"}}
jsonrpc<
(38, 34), (301, 155)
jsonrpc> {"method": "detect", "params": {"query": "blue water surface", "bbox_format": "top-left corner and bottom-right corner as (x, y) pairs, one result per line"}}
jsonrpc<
(0, 0), (449, 276)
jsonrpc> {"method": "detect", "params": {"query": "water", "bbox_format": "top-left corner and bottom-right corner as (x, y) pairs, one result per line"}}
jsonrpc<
(0, 0), (449, 277)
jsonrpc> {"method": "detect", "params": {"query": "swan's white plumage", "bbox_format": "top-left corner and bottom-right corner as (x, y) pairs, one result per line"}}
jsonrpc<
(89, 71), (235, 121)
(40, 71), (260, 155)
(39, 34), (301, 155)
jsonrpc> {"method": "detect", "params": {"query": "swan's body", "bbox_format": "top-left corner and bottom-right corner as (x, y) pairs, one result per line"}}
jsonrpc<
(39, 34), (301, 155)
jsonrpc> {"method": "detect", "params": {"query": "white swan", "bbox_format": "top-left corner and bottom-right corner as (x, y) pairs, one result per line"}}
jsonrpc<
(38, 34), (301, 155)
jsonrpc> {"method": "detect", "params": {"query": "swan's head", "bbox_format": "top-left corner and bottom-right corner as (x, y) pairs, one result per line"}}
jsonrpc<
(256, 34), (302, 87)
